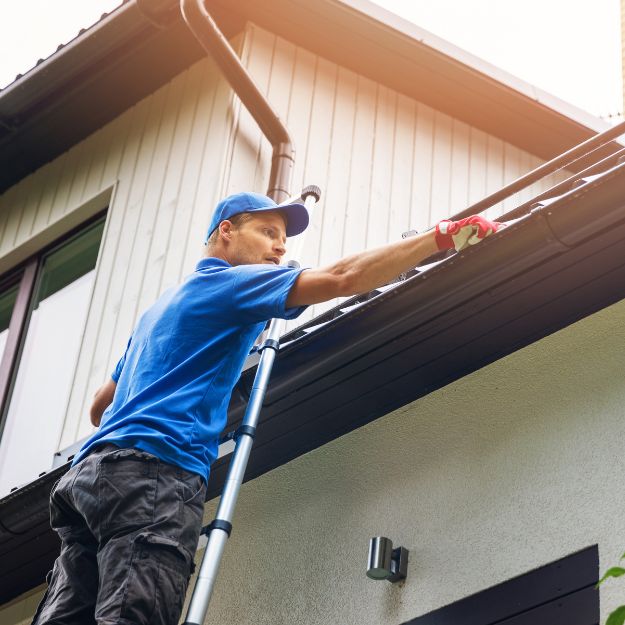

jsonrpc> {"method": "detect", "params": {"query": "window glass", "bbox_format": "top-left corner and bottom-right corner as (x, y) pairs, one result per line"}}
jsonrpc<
(0, 219), (104, 495)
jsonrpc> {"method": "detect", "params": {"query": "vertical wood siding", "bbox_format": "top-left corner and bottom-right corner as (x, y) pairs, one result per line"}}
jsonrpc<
(0, 23), (568, 455)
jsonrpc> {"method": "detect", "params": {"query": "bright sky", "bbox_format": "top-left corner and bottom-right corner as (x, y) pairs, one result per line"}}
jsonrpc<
(0, 0), (622, 121)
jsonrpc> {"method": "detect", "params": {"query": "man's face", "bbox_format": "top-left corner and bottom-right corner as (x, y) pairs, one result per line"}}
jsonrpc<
(227, 211), (288, 266)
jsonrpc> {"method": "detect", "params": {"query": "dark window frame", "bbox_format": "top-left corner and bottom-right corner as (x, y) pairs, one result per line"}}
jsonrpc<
(0, 210), (107, 441)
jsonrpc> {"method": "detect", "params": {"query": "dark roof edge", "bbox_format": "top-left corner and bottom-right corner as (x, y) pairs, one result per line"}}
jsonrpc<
(0, 2), (145, 118)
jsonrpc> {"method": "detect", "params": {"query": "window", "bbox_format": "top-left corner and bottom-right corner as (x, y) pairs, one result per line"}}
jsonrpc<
(0, 216), (105, 496)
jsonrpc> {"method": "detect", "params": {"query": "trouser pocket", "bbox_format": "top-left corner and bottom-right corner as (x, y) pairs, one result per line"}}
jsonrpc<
(118, 532), (190, 625)
(98, 448), (158, 536)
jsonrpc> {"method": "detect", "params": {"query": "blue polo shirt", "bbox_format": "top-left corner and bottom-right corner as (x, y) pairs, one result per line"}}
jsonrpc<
(72, 257), (306, 481)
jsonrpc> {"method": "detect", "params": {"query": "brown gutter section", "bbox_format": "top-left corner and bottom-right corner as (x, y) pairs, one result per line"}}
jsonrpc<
(179, 0), (295, 202)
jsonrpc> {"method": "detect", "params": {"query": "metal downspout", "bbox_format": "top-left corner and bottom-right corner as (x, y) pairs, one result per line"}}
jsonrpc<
(179, 0), (295, 203)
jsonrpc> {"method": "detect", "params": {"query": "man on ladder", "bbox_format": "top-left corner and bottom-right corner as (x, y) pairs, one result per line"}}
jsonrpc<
(32, 190), (503, 625)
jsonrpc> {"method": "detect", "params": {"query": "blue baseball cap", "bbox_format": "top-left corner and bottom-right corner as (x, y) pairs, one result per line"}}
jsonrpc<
(205, 192), (309, 244)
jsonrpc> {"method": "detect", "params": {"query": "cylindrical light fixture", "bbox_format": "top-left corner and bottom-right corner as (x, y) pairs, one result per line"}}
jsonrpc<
(367, 537), (393, 580)
(366, 536), (409, 583)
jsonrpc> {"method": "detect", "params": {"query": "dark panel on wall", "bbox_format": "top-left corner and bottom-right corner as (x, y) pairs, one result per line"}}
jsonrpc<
(402, 545), (599, 625)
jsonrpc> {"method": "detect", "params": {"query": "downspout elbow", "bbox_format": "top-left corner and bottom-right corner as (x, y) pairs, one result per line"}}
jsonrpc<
(179, 0), (295, 202)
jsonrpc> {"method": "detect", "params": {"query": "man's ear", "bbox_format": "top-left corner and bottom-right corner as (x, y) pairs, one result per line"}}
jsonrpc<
(219, 220), (234, 242)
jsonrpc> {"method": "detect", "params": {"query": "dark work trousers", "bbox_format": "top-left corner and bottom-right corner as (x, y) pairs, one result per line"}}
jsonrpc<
(31, 444), (207, 625)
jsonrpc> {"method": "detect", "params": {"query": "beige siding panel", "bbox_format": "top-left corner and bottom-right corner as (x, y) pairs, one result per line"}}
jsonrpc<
(288, 64), (358, 327)
(250, 27), (277, 195)
(291, 57), (339, 320)
(137, 64), (209, 311)
(99, 87), (171, 344)
(99, 109), (135, 190)
(0, 586), (43, 625)
(410, 102), (434, 231)
(77, 125), (114, 207)
(72, 87), (177, 443)
(0, 184), (20, 254)
(368, 85), (396, 249)
(271, 40), (318, 330)
(501, 142), (521, 214)
(25, 159), (57, 238)
(342, 75), (376, 258)
(389, 93), (416, 237)
(27, 156), (66, 238)
(12, 168), (47, 243)
(266, 36), (297, 147)
(467, 126), (488, 208)
(1, 177), (31, 253)
(300, 56), (336, 265)
(449, 119), (471, 216)
(123, 72), (190, 325)
(430, 111), (454, 225)
(285, 46), (316, 196)
(179, 60), (238, 277)
(484, 135), (505, 219)
(63, 134), (97, 215)
(319, 67), (358, 266)
(156, 60), (213, 292)
(44, 141), (88, 234)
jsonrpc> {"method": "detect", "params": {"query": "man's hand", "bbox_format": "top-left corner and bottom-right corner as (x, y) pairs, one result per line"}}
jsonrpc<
(435, 215), (505, 253)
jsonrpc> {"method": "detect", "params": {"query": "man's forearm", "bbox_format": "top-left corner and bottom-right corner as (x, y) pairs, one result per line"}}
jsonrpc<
(287, 231), (439, 307)
(326, 230), (438, 296)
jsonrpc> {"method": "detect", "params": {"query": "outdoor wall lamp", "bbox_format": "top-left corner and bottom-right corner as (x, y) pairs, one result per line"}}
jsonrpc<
(366, 537), (409, 582)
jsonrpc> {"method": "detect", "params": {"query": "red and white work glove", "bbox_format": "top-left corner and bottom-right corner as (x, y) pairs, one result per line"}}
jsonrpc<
(434, 215), (505, 252)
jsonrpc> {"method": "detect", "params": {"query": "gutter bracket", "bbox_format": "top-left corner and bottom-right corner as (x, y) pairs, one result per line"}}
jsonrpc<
(529, 203), (574, 252)
(0, 116), (19, 133)
(136, 0), (179, 30)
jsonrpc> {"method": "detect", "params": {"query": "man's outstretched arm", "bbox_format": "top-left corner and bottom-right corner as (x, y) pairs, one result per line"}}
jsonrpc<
(286, 215), (503, 307)
(90, 378), (117, 427)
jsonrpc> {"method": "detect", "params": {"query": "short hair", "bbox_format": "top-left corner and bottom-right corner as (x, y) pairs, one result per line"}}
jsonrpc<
(205, 212), (255, 249)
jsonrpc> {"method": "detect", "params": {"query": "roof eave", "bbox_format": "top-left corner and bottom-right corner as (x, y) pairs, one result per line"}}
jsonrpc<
(0, 0), (613, 194)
